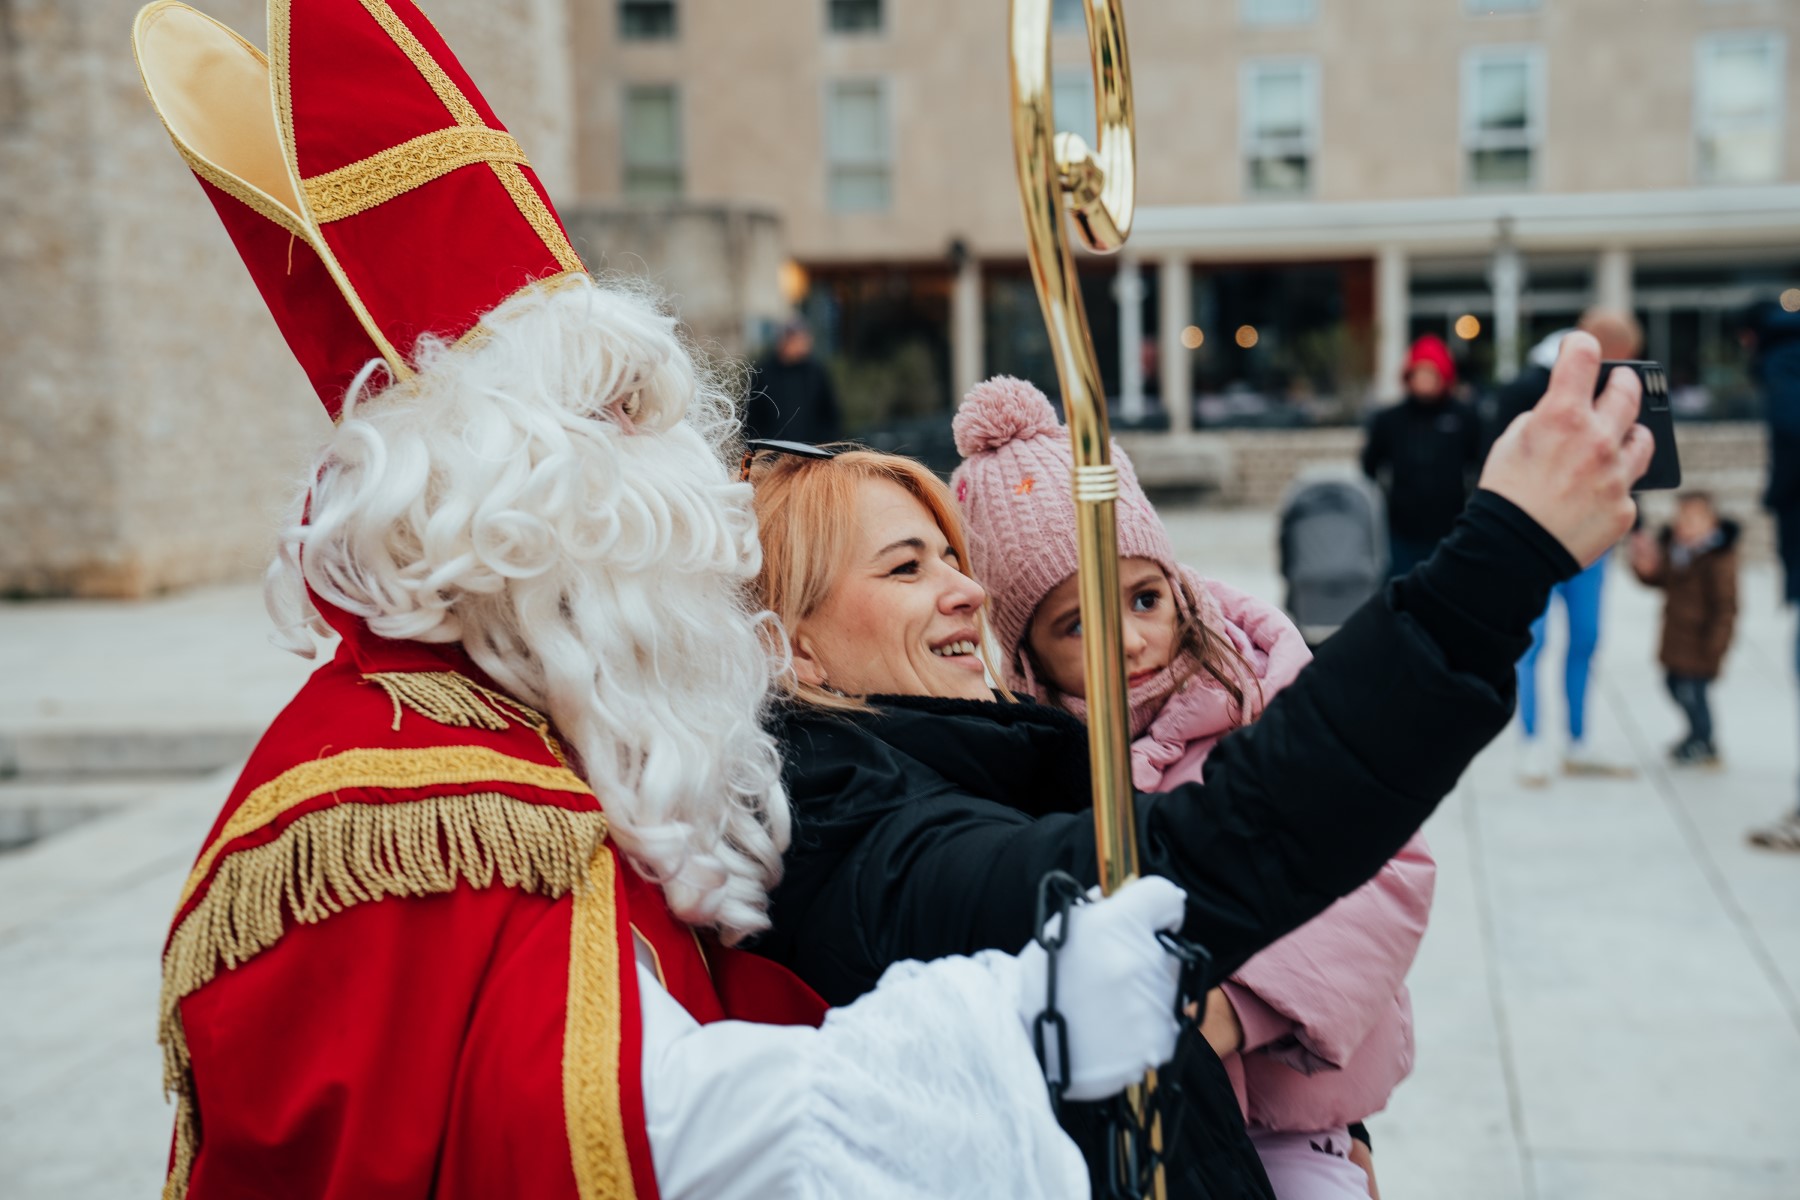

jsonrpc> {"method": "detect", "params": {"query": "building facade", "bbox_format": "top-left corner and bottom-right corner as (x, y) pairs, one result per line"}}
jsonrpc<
(5, 0), (1796, 595)
(579, 0), (1800, 429)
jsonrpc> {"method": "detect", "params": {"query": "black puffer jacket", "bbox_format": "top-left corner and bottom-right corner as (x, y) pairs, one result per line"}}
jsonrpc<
(755, 492), (1578, 1198)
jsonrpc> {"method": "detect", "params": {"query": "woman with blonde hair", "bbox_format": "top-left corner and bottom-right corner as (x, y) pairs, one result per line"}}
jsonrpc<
(746, 334), (1652, 1196)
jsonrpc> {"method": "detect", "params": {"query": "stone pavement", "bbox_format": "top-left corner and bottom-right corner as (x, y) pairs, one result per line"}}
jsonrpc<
(2, 506), (1797, 1199)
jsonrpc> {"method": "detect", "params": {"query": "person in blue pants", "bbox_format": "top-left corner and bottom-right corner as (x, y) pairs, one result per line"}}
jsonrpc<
(1495, 309), (1645, 784)
(1516, 551), (1635, 783)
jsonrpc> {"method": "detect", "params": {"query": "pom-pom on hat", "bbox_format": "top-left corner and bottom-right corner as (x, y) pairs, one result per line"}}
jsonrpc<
(950, 376), (1177, 686)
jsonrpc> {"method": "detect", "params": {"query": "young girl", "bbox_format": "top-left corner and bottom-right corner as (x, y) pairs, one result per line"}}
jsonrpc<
(952, 377), (1435, 1200)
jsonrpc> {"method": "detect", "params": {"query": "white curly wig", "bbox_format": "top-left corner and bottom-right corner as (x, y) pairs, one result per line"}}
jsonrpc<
(266, 275), (789, 943)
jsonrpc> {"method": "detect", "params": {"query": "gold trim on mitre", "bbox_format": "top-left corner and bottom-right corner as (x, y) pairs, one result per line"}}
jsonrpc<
(340, 0), (585, 273)
(132, 0), (412, 383)
(302, 126), (531, 224)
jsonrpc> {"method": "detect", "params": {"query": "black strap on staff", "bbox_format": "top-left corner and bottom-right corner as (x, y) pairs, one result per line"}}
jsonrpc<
(1031, 870), (1216, 1200)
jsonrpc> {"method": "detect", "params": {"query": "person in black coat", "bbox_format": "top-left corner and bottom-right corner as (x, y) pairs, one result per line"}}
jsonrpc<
(745, 335), (1653, 1198)
(744, 318), (842, 444)
(1361, 335), (1483, 579)
(1744, 300), (1800, 849)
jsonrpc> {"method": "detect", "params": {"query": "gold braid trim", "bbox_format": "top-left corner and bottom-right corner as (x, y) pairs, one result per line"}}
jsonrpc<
(354, 0), (583, 272)
(178, 746), (591, 910)
(490, 160), (586, 273)
(177, 142), (311, 238)
(303, 127), (530, 224)
(357, 0), (483, 125)
(159, 792), (607, 1199)
(564, 843), (637, 1199)
(266, 0), (412, 386)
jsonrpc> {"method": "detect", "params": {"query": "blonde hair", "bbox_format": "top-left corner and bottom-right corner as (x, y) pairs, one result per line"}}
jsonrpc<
(749, 449), (1008, 710)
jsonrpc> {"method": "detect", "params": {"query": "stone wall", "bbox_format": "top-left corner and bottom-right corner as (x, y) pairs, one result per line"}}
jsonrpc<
(0, 0), (576, 598)
(562, 205), (787, 359)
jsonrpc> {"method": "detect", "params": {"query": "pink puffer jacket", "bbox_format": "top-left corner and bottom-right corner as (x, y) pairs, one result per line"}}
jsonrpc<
(1137, 573), (1435, 1132)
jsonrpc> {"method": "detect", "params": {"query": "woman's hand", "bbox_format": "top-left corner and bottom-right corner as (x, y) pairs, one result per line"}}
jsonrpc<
(1014, 876), (1186, 1101)
(1197, 987), (1244, 1058)
(1477, 331), (1654, 567)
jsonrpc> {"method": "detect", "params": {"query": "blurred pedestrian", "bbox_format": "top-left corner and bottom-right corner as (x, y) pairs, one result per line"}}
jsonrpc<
(1628, 493), (1740, 767)
(1501, 309), (1644, 785)
(1744, 300), (1800, 849)
(744, 317), (842, 444)
(1359, 335), (1482, 578)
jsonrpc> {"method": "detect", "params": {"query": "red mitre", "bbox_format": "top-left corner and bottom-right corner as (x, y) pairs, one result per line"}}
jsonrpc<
(133, 0), (586, 419)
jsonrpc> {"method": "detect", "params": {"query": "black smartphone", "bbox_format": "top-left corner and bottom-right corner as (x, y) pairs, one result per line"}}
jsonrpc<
(1596, 360), (1682, 491)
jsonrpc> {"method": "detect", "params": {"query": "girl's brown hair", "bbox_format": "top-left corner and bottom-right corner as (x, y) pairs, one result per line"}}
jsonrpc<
(748, 447), (1008, 711)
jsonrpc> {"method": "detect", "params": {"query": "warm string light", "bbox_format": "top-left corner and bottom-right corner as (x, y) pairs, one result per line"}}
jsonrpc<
(1235, 324), (1258, 349)
(1180, 324), (1204, 349)
(1454, 314), (1482, 340)
(1781, 288), (1800, 313)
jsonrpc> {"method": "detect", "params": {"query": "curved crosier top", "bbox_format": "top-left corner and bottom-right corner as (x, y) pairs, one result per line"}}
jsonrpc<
(132, 0), (586, 419)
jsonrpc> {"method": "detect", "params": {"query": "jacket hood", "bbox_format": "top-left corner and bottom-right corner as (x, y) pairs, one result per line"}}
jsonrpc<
(1657, 517), (1742, 554)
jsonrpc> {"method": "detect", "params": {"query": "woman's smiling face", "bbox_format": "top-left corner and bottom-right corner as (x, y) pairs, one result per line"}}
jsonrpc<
(790, 478), (994, 701)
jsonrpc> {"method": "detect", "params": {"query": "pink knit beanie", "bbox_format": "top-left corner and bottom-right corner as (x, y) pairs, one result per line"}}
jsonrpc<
(950, 376), (1178, 687)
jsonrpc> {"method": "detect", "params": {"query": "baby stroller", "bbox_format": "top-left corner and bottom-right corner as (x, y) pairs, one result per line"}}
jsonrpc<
(1277, 465), (1388, 646)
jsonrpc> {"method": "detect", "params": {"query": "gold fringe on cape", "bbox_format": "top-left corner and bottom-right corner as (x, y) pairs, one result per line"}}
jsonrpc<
(364, 669), (569, 763)
(159, 790), (606, 1199)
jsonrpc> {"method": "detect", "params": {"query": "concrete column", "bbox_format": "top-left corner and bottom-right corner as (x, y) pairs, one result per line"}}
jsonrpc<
(1158, 256), (1193, 434)
(1596, 245), (1634, 315)
(1375, 245), (1410, 404)
(951, 256), (984, 400)
(1490, 219), (1524, 382)
(1115, 257), (1147, 422)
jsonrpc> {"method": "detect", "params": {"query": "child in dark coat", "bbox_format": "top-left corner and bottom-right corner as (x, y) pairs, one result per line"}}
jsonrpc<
(1628, 493), (1741, 766)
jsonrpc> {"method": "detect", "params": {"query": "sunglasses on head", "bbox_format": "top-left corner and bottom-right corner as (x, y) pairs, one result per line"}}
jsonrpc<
(739, 438), (839, 482)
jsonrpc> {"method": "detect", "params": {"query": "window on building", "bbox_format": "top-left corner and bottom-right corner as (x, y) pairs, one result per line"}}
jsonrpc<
(1241, 60), (1318, 197)
(1053, 0), (1085, 31)
(827, 0), (882, 34)
(1696, 32), (1785, 184)
(622, 85), (682, 201)
(1462, 47), (1542, 188)
(1053, 66), (1097, 151)
(619, 0), (676, 40)
(1241, 0), (1317, 26)
(826, 80), (891, 212)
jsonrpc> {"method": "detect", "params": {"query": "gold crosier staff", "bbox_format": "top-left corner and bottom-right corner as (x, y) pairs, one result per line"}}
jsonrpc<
(1008, 0), (1165, 1195)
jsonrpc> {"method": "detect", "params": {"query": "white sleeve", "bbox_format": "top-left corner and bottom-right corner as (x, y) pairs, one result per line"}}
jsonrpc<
(637, 951), (1088, 1200)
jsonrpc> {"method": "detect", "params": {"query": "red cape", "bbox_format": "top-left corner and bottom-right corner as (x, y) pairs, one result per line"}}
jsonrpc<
(160, 605), (824, 1199)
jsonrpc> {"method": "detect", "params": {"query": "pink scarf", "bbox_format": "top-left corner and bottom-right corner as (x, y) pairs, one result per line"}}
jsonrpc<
(1056, 567), (1312, 791)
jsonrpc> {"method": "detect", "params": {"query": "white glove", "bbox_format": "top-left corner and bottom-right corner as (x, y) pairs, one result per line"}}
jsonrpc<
(1013, 874), (1186, 1102)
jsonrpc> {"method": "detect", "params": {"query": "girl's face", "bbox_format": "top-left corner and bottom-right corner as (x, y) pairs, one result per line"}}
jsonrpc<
(790, 478), (994, 701)
(1025, 558), (1180, 699)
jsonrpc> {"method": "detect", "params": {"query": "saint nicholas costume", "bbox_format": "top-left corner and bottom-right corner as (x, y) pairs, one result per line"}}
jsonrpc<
(133, 5), (1112, 1199)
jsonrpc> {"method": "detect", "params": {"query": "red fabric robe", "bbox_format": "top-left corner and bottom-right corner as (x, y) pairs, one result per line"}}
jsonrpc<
(159, 604), (824, 1200)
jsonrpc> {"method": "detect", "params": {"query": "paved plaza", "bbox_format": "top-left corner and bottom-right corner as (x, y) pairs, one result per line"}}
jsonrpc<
(2, 507), (1797, 1199)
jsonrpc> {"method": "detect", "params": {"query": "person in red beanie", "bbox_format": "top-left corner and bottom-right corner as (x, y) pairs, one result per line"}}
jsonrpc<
(1360, 335), (1485, 578)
